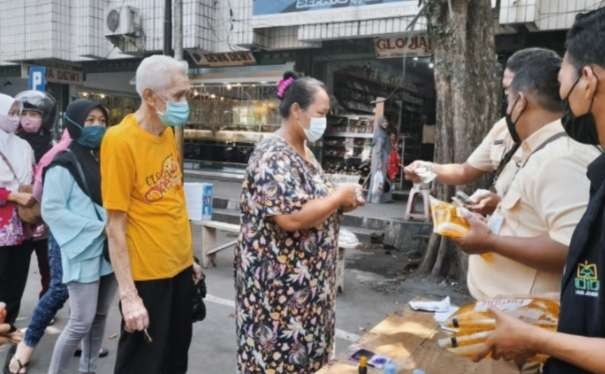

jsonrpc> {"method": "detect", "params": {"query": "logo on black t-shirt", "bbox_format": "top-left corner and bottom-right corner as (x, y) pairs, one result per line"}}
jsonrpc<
(575, 261), (600, 298)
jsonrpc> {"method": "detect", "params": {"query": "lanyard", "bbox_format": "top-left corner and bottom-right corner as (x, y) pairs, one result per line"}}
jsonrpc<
(499, 132), (566, 199)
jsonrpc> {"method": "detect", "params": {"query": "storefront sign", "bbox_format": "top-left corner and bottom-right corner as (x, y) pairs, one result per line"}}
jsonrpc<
(21, 64), (83, 85)
(190, 51), (257, 67)
(253, 0), (403, 15)
(375, 35), (432, 58)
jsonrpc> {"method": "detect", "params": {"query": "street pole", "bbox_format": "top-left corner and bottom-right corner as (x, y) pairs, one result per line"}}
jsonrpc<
(174, 0), (183, 61)
(164, 0), (185, 168)
(163, 0), (172, 56)
(173, 0), (184, 168)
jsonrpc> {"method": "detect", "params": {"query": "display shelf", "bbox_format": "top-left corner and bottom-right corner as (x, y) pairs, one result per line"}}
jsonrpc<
(335, 71), (413, 91)
(184, 129), (275, 143)
(324, 132), (374, 139)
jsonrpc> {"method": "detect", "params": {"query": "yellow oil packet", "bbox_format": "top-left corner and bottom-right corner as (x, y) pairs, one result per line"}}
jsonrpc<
(430, 197), (470, 238)
(439, 297), (560, 364)
(430, 197), (494, 262)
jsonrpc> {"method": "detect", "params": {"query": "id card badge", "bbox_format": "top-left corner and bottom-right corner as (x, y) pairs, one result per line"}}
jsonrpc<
(487, 213), (504, 234)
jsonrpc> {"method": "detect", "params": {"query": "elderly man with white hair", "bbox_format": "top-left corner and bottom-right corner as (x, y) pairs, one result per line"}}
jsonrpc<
(100, 55), (202, 374)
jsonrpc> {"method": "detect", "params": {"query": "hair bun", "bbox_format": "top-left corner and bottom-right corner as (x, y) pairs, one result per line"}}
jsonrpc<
(276, 71), (298, 100)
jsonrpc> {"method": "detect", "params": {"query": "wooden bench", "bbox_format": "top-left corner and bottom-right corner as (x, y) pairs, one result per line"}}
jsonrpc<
(191, 220), (240, 268)
(191, 220), (349, 294)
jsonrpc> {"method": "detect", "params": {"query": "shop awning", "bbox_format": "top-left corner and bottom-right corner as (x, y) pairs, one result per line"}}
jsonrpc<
(190, 63), (295, 86)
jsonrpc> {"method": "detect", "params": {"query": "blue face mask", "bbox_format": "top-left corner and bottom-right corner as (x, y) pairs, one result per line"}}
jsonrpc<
(65, 115), (106, 149)
(78, 125), (106, 149)
(158, 99), (190, 128)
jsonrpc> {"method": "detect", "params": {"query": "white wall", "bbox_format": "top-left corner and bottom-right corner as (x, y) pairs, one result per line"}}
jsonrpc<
(0, 0), (602, 65)
(499, 0), (603, 30)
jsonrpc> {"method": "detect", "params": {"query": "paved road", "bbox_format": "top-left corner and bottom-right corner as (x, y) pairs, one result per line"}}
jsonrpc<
(0, 232), (425, 374)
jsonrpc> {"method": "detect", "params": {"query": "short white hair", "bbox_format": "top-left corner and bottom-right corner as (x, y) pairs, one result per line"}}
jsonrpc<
(135, 55), (189, 97)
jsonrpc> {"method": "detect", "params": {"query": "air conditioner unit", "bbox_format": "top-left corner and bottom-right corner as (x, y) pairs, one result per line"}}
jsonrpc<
(104, 5), (144, 55)
(105, 5), (137, 37)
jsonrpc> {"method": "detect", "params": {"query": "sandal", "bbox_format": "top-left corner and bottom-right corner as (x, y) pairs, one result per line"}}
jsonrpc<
(3, 345), (28, 374)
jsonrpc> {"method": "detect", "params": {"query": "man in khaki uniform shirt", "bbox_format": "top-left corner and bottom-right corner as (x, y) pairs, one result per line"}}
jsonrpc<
(465, 118), (518, 201)
(405, 51), (541, 214)
(455, 49), (600, 300)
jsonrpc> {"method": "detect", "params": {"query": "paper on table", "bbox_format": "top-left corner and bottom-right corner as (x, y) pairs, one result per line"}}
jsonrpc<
(408, 297), (459, 325)
(409, 296), (452, 313)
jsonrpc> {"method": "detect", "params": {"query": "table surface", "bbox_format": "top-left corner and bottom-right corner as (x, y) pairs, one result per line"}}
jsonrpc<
(316, 308), (518, 374)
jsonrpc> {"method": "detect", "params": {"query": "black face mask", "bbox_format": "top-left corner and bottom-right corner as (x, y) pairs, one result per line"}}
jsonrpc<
(505, 96), (523, 144)
(562, 72), (600, 145)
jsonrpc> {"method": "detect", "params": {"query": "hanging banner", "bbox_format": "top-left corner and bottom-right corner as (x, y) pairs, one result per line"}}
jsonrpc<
(374, 34), (432, 58)
(253, 0), (404, 16)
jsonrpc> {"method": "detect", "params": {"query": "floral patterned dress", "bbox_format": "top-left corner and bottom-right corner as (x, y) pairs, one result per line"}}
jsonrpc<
(235, 136), (341, 374)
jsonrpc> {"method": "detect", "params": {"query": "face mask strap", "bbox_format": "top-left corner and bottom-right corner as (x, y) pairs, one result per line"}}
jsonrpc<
(587, 67), (600, 114)
(64, 114), (83, 130)
(565, 69), (583, 103)
(508, 95), (522, 125)
(566, 66), (600, 116)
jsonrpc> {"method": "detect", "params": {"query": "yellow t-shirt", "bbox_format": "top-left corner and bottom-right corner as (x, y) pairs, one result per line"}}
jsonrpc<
(100, 114), (192, 281)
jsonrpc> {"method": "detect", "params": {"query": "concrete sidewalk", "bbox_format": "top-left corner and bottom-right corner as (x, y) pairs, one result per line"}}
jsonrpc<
(185, 173), (432, 252)
(186, 173), (409, 221)
(0, 174), (436, 373)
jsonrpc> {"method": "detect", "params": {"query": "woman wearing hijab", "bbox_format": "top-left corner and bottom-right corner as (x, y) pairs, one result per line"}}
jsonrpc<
(0, 93), (36, 332)
(4, 128), (72, 374)
(42, 100), (115, 374)
(15, 90), (56, 299)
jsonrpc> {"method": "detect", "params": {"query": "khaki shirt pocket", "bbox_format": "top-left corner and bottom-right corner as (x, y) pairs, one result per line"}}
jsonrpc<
(499, 188), (522, 232)
(489, 141), (507, 170)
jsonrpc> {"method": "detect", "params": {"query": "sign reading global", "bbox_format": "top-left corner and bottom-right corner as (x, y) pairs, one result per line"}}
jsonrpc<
(253, 0), (404, 16)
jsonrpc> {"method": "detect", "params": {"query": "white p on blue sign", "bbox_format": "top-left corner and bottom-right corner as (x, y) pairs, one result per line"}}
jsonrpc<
(28, 65), (47, 92)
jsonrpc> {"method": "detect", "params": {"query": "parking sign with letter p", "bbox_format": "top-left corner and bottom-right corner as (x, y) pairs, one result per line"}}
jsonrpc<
(28, 65), (47, 92)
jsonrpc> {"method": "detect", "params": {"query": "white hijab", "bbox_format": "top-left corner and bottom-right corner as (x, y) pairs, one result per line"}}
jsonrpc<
(0, 93), (34, 190)
(0, 93), (14, 117)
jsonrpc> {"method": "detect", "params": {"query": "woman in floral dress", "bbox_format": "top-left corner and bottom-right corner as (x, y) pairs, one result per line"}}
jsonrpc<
(235, 72), (363, 374)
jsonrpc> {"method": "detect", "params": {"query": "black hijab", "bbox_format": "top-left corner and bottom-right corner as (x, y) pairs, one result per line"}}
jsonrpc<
(46, 100), (107, 206)
(19, 128), (52, 162)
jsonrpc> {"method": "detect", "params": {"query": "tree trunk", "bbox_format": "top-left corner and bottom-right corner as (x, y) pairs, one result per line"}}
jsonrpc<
(419, 0), (501, 282)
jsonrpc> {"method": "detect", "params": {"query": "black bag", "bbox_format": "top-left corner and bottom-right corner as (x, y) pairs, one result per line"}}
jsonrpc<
(192, 273), (207, 323)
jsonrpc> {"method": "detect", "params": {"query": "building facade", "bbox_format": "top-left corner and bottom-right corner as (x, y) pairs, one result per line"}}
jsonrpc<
(0, 0), (601, 181)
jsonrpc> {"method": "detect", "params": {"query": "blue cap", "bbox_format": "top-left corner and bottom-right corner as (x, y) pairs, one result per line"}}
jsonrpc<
(412, 369), (426, 374)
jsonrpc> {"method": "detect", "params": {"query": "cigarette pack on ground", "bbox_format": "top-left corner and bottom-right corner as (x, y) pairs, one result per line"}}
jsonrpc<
(438, 297), (560, 363)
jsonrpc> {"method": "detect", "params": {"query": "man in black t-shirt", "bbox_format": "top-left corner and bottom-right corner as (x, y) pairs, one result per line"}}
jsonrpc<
(473, 7), (605, 374)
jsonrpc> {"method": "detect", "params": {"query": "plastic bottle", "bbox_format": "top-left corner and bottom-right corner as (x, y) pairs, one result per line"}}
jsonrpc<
(358, 355), (368, 374)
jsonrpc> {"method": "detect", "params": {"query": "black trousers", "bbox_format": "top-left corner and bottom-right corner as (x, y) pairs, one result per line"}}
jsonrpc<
(0, 244), (33, 326)
(114, 267), (193, 374)
(24, 239), (50, 298)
